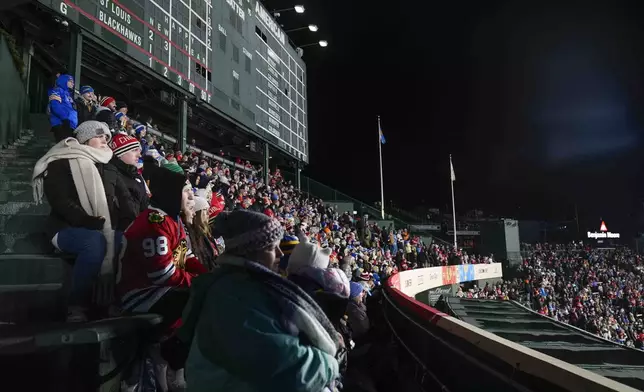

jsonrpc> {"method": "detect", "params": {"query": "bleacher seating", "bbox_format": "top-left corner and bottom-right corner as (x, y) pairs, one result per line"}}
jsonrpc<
(0, 115), (161, 392)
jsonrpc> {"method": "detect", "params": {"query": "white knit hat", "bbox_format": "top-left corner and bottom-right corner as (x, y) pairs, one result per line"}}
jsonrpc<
(287, 241), (331, 275)
(194, 196), (210, 212)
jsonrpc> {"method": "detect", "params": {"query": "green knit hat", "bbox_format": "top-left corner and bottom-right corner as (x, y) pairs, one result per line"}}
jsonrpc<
(163, 162), (184, 174)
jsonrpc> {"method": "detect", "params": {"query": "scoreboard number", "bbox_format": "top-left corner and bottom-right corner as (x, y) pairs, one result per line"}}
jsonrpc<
(177, 74), (182, 85)
(163, 66), (168, 77)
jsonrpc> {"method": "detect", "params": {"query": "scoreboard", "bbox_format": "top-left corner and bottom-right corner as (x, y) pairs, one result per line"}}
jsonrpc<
(38, 0), (309, 162)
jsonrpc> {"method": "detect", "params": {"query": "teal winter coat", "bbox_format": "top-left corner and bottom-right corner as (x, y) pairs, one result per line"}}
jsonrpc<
(179, 254), (340, 392)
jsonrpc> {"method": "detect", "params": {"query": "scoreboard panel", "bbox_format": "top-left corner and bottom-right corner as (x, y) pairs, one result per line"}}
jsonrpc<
(38, 0), (308, 162)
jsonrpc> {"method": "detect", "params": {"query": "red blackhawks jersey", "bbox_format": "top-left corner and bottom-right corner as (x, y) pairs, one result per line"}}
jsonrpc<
(116, 207), (205, 312)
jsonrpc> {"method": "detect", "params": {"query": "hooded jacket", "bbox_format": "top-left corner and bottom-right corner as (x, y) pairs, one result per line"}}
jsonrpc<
(48, 74), (78, 129)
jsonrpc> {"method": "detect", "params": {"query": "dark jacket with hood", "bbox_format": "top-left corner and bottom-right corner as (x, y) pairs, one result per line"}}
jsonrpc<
(43, 158), (133, 238)
(106, 157), (149, 226)
(95, 107), (119, 132)
(48, 74), (78, 129)
(75, 96), (98, 124)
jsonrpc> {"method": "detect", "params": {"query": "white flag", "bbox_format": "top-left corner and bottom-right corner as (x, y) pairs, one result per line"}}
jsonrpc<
(450, 157), (456, 182)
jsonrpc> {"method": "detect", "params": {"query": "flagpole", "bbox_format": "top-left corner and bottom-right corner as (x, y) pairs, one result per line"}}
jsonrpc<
(378, 116), (385, 220)
(450, 154), (457, 250)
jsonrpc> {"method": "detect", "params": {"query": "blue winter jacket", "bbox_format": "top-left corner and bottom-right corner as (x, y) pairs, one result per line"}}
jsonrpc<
(48, 74), (78, 129)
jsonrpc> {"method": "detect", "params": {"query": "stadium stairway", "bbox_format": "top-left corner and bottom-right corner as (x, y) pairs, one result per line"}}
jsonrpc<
(0, 115), (159, 392)
(0, 114), (65, 323)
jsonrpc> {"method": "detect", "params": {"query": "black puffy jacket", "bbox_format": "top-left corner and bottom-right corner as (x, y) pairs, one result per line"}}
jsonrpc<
(43, 158), (134, 238)
(105, 157), (149, 227)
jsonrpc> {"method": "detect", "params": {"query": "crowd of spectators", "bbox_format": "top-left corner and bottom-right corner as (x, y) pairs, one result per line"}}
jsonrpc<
(507, 243), (644, 349)
(38, 75), (500, 391)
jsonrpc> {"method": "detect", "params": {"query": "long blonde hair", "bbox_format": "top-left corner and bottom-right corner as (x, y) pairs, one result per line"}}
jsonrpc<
(194, 209), (210, 237)
(187, 209), (217, 271)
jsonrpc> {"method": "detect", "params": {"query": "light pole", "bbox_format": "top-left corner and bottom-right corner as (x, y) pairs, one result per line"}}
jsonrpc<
(285, 24), (318, 33)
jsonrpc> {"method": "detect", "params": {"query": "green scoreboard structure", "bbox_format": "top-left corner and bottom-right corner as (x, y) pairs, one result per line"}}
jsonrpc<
(38, 0), (309, 162)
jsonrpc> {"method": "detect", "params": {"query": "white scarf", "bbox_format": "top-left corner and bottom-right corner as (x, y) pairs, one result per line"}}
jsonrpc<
(32, 138), (116, 275)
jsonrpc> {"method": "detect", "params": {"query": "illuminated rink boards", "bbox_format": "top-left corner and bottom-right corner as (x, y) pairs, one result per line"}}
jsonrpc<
(40, 0), (308, 162)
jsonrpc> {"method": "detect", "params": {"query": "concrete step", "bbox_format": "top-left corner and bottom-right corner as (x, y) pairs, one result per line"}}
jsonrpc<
(0, 180), (31, 192)
(0, 166), (41, 175)
(0, 214), (46, 234)
(0, 201), (50, 216)
(0, 145), (51, 157)
(0, 173), (39, 182)
(0, 285), (66, 323)
(0, 159), (39, 167)
(0, 189), (35, 204)
(0, 232), (52, 255)
(0, 254), (69, 286)
(1, 141), (52, 150)
(0, 151), (48, 161)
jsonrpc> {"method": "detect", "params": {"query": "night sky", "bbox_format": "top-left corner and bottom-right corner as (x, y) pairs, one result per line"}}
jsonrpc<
(269, 0), (644, 235)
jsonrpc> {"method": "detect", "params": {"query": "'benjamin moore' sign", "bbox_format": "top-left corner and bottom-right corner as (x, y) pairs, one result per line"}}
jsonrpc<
(587, 220), (620, 239)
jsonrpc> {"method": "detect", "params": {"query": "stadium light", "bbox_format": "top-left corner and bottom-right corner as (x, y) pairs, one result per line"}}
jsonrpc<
(273, 6), (305, 16)
(299, 40), (328, 48)
(285, 24), (319, 33)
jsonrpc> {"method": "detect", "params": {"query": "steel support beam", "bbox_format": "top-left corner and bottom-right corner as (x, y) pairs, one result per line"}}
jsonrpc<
(178, 98), (188, 152)
(68, 28), (82, 88)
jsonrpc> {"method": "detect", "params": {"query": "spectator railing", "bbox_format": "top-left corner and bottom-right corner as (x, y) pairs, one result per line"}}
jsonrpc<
(387, 205), (428, 223)
(384, 268), (639, 392)
(280, 170), (410, 229)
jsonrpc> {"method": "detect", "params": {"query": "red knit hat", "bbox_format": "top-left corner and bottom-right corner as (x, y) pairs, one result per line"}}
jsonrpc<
(110, 134), (141, 157)
(100, 96), (115, 107)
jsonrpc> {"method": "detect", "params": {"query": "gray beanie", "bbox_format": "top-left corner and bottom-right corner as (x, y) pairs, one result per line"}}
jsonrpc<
(74, 120), (112, 144)
(213, 210), (284, 256)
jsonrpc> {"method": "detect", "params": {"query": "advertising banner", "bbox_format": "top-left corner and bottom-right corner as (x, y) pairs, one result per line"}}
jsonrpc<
(396, 267), (441, 297)
(393, 263), (503, 297)
(447, 230), (481, 236)
(411, 224), (442, 231)
(473, 263), (502, 281)
(458, 263), (475, 282)
(426, 285), (453, 305)
(442, 265), (458, 285)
